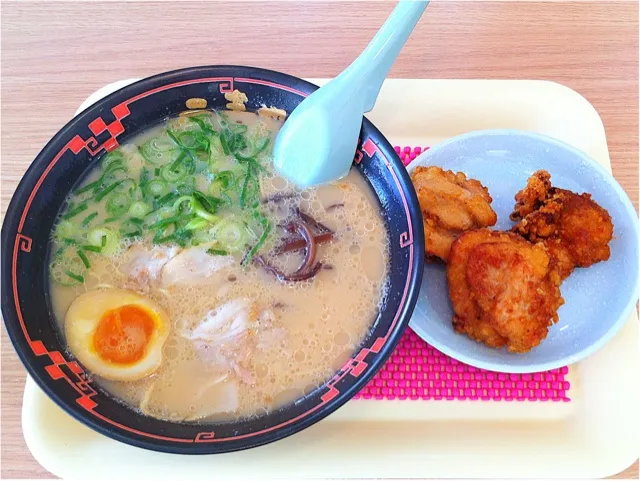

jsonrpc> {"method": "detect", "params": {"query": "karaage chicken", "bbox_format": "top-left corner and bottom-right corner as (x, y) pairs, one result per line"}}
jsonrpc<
(411, 166), (497, 262)
(510, 170), (614, 280)
(447, 229), (564, 353)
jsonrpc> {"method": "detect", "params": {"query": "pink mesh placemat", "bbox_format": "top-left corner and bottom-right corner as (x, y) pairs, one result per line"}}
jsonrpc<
(354, 146), (571, 403)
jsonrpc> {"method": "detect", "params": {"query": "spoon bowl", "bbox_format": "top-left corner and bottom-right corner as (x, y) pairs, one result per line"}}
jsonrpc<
(274, 0), (429, 187)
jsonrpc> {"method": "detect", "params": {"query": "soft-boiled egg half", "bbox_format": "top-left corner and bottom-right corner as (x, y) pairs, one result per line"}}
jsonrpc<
(65, 288), (170, 381)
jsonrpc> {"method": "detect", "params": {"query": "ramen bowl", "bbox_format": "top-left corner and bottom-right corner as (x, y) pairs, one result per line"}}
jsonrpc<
(1, 66), (424, 453)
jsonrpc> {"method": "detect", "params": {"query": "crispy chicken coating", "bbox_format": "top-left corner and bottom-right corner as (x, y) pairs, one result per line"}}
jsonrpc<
(447, 229), (564, 353)
(411, 166), (497, 261)
(510, 170), (614, 280)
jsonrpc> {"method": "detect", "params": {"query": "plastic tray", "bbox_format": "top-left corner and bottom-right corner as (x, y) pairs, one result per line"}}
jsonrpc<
(21, 78), (639, 479)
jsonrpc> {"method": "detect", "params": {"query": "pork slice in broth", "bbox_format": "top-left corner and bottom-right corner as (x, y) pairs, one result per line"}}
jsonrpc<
(140, 355), (239, 421)
(256, 309), (288, 352)
(161, 244), (234, 287)
(181, 299), (258, 384)
(120, 245), (181, 292)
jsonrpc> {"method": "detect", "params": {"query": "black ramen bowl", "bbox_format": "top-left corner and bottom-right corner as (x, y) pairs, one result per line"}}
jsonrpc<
(1, 66), (424, 453)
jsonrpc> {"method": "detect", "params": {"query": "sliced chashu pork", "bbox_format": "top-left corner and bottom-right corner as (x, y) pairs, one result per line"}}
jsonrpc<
(181, 299), (257, 384)
(161, 244), (234, 287)
(120, 245), (181, 292)
(140, 355), (238, 421)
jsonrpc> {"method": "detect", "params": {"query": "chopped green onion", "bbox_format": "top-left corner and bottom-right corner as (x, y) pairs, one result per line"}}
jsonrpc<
(215, 170), (235, 189)
(232, 124), (248, 135)
(64, 270), (85, 284)
(240, 169), (252, 207)
(88, 227), (119, 254)
(173, 227), (193, 246)
(207, 247), (228, 256)
(176, 182), (195, 196)
(235, 148), (268, 172)
(51, 111), (277, 272)
(208, 136), (225, 162)
(242, 220), (272, 267)
(101, 150), (126, 170)
(102, 162), (127, 179)
(168, 149), (187, 170)
(139, 135), (178, 165)
(185, 217), (210, 231)
(166, 129), (183, 148)
(161, 162), (188, 183)
(233, 133), (247, 152)
(195, 209), (218, 224)
(120, 219), (143, 238)
(139, 167), (151, 186)
(240, 166), (259, 208)
(193, 191), (221, 213)
(94, 181), (123, 202)
(172, 195), (195, 213)
(144, 179), (168, 197)
(128, 201), (150, 218)
(152, 222), (187, 244)
(55, 219), (76, 239)
(234, 151), (255, 162)
(212, 219), (249, 252)
(144, 206), (174, 226)
(119, 178), (137, 195)
(188, 116), (216, 134)
(157, 192), (179, 206)
(255, 136), (270, 153)
(150, 213), (194, 230)
(80, 212), (99, 227)
(77, 249), (91, 268)
(177, 131), (210, 152)
(63, 202), (88, 220)
(106, 192), (132, 218)
(219, 131), (231, 155)
(219, 191), (233, 206)
(250, 160), (269, 174)
(74, 178), (103, 195)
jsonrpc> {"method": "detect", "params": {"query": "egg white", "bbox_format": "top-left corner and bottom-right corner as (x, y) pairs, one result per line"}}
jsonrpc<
(65, 288), (170, 381)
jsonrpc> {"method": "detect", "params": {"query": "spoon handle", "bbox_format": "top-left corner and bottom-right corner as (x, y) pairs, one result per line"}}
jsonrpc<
(342, 0), (429, 112)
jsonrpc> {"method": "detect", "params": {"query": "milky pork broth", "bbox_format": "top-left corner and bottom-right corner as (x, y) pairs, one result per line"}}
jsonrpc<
(48, 108), (389, 422)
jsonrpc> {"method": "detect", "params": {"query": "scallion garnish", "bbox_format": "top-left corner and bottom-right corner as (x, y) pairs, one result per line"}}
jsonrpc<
(52, 110), (276, 281)
(81, 212), (98, 227)
(77, 249), (91, 269)
(207, 247), (229, 256)
(62, 202), (88, 220)
(64, 270), (85, 283)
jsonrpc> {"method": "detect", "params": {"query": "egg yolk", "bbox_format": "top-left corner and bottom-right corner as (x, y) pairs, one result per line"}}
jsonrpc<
(93, 305), (156, 365)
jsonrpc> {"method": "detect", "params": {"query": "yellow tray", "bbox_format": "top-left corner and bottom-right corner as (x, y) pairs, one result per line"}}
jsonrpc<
(22, 78), (639, 479)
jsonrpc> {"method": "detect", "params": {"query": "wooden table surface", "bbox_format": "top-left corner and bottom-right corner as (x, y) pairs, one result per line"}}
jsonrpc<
(1, 1), (638, 479)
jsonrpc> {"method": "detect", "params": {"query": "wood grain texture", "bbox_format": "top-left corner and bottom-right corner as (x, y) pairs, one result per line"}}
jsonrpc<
(1, 1), (637, 479)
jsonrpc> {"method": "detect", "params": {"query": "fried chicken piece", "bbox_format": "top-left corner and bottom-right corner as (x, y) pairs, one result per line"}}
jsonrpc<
(411, 166), (497, 261)
(447, 229), (564, 353)
(510, 170), (614, 280)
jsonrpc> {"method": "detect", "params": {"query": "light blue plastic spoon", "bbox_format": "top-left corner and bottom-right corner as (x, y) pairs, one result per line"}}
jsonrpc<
(273, 0), (429, 188)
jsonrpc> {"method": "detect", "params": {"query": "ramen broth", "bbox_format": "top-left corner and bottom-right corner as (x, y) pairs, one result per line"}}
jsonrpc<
(49, 109), (389, 421)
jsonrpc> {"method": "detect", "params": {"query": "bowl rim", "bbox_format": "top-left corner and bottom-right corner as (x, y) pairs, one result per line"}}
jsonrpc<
(407, 128), (640, 373)
(1, 65), (425, 452)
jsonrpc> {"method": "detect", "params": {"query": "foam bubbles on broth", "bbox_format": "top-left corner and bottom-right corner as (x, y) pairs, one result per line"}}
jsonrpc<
(49, 110), (390, 422)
